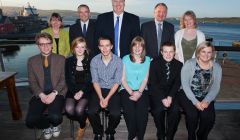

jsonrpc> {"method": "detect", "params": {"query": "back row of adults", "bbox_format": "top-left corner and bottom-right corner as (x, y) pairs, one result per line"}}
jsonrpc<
(26, 1), (222, 140)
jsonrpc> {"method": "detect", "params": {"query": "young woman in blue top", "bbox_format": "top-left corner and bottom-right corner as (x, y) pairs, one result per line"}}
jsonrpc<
(120, 36), (151, 140)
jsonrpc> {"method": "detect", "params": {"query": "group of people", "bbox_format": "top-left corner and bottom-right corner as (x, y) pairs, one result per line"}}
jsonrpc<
(25, 1), (222, 140)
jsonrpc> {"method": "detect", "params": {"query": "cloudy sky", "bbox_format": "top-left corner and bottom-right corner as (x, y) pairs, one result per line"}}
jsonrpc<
(2, 0), (239, 18)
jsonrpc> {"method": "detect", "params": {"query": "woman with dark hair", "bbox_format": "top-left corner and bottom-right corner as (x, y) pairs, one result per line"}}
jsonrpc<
(41, 12), (70, 57)
(120, 36), (151, 140)
(65, 37), (92, 140)
(179, 41), (222, 140)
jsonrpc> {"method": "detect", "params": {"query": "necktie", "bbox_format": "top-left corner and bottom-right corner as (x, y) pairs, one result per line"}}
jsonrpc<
(166, 62), (170, 81)
(44, 56), (48, 68)
(114, 16), (120, 56)
(157, 23), (162, 55)
(83, 23), (87, 37)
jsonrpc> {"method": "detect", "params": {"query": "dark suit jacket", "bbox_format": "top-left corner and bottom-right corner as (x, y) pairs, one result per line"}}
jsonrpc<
(69, 19), (96, 55)
(27, 53), (67, 97)
(95, 11), (140, 58)
(149, 55), (182, 101)
(141, 20), (175, 59)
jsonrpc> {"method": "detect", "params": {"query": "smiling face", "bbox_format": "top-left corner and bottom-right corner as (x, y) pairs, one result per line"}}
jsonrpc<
(78, 6), (90, 22)
(99, 39), (113, 57)
(154, 5), (167, 22)
(161, 45), (175, 62)
(132, 42), (143, 56)
(74, 42), (86, 57)
(50, 17), (62, 29)
(37, 37), (53, 56)
(198, 47), (213, 63)
(183, 15), (195, 29)
(112, 0), (125, 15)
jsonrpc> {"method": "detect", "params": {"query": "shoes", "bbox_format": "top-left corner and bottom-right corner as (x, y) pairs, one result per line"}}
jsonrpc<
(94, 134), (102, 140)
(75, 127), (86, 140)
(52, 125), (61, 137)
(106, 134), (114, 140)
(43, 127), (52, 140)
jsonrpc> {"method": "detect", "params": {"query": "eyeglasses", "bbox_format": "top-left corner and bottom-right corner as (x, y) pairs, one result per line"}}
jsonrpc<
(38, 43), (52, 47)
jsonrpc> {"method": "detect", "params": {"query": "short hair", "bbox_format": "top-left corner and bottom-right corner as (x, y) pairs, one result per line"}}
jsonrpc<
(78, 4), (90, 12)
(35, 32), (53, 45)
(48, 13), (64, 28)
(70, 37), (89, 57)
(160, 41), (176, 52)
(154, 3), (168, 10)
(195, 41), (215, 60)
(98, 36), (113, 46)
(180, 10), (197, 29)
(130, 36), (146, 63)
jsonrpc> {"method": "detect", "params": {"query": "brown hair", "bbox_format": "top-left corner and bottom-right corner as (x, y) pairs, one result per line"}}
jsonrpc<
(160, 41), (176, 52)
(195, 41), (215, 60)
(48, 13), (64, 28)
(35, 32), (53, 45)
(130, 36), (146, 63)
(78, 4), (90, 12)
(154, 3), (168, 10)
(71, 37), (89, 57)
(180, 10), (197, 29)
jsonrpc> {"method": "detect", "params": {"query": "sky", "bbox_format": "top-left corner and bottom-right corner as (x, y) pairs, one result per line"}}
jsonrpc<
(1, 0), (240, 18)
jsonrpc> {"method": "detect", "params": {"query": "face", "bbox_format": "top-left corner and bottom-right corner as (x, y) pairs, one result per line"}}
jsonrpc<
(161, 46), (175, 62)
(132, 42), (143, 56)
(50, 17), (62, 29)
(78, 6), (90, 22)
(154, 5), (167, 22)
(198, 47), (213, 63)
(74, 42), (86, 56)
(99, 39), (113, 56)
(37, 38), (52, 56)
(183, 15), (195, 29)
(112, 0), (125, 15)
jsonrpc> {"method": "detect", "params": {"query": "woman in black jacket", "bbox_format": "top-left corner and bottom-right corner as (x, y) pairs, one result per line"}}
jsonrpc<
(65, 37), (92, 140)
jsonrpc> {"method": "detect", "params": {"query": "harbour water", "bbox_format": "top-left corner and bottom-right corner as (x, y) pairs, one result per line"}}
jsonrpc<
(1, 20), (240, 80)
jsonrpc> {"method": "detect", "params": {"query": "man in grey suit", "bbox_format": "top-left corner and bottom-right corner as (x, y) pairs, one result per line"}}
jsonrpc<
(25, 32), (67, 140)
(141, 3), (175, 59)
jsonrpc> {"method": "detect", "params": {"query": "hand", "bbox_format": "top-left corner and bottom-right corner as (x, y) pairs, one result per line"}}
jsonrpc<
(99, 97), (105, 108)
(162, 98), (170, 108)
(74, 90), (84, 100)
(129, 91), (142, 101)
(195, 102), (204, 111)
(45, 92), (56, 104)
(167, 96), (172, 106)
(200, 101), (209, 109)
(39, 93), (47, 104)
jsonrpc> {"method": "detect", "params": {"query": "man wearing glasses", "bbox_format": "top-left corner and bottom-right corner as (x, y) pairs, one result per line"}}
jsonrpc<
(25, 32), (67, 140)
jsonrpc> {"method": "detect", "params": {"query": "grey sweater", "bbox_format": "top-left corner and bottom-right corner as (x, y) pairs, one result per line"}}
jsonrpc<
(181, 58), (222, 105)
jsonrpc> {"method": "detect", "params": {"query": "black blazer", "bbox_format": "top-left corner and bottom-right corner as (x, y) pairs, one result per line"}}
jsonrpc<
(149, 55), (183, 101)
(65, 55), (92, 98)
(69, 19), (96, 55)
(141, 20), (175, 59)
(95, 11), (140, 58)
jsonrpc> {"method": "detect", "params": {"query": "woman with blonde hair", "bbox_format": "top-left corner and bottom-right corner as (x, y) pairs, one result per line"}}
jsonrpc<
(41, 13), (70, 57)
(175, 10), (205, 63)
(179, 41), (222, 140)
(65, 37), (92, 140)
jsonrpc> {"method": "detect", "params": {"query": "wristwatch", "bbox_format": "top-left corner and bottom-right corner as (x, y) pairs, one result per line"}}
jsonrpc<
(53, 90), (58, 95)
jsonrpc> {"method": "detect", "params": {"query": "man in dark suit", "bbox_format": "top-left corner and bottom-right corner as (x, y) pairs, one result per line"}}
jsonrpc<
(25, 33), (67, 140)
(69, 4), (96, 55)
(141, 3), (175, 59)
(95, 0), (140, 58)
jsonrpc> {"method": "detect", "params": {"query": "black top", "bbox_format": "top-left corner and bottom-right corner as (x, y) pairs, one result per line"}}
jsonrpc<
(149, 55), (183, 101)
(65, 55), (93, 98)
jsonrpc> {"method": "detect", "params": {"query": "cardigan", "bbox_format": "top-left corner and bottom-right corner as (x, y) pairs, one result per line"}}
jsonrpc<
(174, 29), (205, 63)
(181, 58), (222, 105)
(41, 27), (70, 57)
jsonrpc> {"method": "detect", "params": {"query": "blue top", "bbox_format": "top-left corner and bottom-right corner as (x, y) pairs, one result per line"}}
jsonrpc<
(90, 53), (123, 89)
(121, 54), (151, 90)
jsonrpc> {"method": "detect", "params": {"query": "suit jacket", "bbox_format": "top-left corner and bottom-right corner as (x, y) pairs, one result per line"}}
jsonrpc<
(149, 55), (182, 101)
(41, 28), (70, 57)
(141, 20), (175, 59)
(95, 11), (140, 58)
(28, 53), (67, 97)
(69, 19), (96, 56)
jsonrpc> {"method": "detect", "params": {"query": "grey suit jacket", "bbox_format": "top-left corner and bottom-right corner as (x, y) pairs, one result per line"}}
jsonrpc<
(27, 53), (67, 97)
(141, 20), (175, 59)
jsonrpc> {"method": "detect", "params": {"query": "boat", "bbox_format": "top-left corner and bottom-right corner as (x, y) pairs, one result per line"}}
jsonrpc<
(232, 41), (240, 47)
(0, 2), (47, 39)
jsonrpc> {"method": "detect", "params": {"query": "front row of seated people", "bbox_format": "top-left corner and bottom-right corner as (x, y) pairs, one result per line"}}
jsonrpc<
(25, 32), (222, 140)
